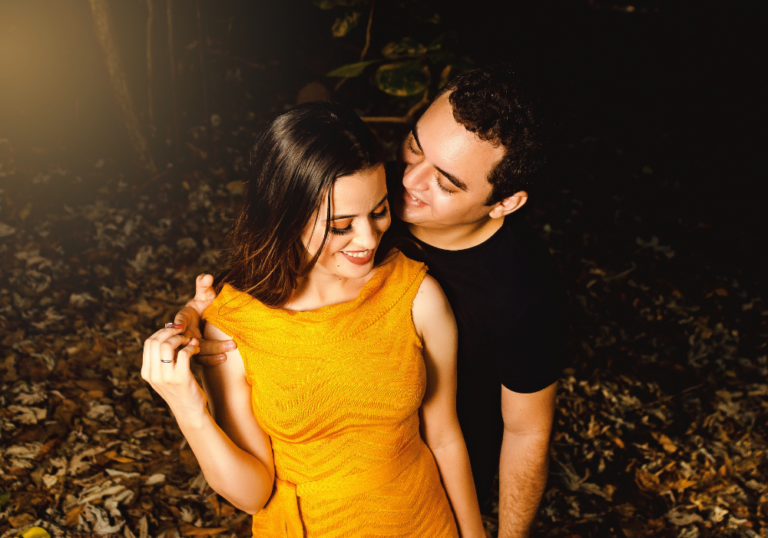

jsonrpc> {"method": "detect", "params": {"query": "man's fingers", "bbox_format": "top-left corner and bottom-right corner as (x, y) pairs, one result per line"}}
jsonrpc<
(173, 309), (190, 330)
(195, 274), (216, 302)
(193, 353), (226, 367)
(191, 334), (236, 368)
(199, 338), (236, 357)
(175, 306), (202, 338)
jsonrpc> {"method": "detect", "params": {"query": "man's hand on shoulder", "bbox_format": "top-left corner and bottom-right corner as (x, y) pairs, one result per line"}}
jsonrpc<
(173, 274), (236, 367)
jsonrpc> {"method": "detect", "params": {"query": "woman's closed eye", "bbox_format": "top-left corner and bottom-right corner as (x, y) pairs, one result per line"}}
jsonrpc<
(329, 206), (389, 236)
(371, 205), (389, 220)
(330, 224), (352, 236)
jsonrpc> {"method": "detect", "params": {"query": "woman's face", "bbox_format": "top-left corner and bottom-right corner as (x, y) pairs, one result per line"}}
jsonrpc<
(302, 164), (390, 280)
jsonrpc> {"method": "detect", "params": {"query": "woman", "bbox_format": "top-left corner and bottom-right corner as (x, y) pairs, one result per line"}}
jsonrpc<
(142, 103), (485, 537)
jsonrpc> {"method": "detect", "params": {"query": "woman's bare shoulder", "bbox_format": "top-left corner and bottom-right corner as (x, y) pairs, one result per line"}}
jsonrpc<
(412, 274), (455, 339)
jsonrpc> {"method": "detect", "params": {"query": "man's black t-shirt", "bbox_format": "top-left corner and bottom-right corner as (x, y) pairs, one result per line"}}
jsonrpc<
(387, 195), (566, 505)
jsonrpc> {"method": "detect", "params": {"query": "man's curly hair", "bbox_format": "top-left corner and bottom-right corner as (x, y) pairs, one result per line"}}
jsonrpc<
(438, 64), (546, 205)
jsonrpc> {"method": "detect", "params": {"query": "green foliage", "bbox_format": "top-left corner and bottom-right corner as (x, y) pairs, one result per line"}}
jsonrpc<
(317, 1), (467, 99)
(381, 37), (427, 59)
(313, 0), (365, 10)
(327, 60), (381, 77)
(375, 61), (430, 96)
(332, 11), (361, 37)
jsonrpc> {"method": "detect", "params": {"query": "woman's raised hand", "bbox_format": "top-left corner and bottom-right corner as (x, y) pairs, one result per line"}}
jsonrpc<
(141, 327), (207, 420)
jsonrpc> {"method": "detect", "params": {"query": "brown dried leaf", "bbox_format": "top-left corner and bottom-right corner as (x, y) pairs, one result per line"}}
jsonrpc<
(635, 467), (661, 493)
(179, 524), (231, 536)
(65, 504), (85, 526)
(651, 432), (678, 453)
(8, 512), (37, 527)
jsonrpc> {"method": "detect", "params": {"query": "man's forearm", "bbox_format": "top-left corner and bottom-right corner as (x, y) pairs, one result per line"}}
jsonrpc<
(498, 431), (550, 538)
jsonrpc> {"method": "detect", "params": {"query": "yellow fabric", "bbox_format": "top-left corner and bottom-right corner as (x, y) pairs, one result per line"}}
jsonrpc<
(203, 252), (459, 537)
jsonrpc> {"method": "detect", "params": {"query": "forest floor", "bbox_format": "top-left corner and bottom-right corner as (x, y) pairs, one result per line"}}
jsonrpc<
(1, 53), (767, 538)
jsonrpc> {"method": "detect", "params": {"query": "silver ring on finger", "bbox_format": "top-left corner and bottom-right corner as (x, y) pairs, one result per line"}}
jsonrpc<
(160, 359), (174, 364)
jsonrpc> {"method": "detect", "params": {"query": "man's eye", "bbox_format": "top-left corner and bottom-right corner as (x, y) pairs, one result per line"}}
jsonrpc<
(435, 176), (455, 194)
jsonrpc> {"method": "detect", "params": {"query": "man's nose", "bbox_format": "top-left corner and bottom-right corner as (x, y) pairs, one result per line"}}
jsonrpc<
(402, 161), (431, 191)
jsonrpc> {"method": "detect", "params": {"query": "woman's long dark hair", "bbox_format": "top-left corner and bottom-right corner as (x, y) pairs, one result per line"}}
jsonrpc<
(216, 102), (385, 308)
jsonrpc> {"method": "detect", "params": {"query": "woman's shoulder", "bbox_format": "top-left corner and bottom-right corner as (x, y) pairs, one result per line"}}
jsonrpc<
(203, 283), (263, 322)
(366, 251), (428, 313)
(380, 250), (426, 281)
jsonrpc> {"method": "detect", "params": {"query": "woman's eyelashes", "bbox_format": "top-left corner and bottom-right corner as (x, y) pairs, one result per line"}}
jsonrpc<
(330, 226), (352, 236)
(329, 206), (389, 236)
(371, 205), (389, 220)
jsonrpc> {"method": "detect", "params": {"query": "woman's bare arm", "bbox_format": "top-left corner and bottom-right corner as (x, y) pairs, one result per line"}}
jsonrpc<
(199, 322), (275, 510)
(412, 275), (485, 538)
(141, 325), (273, 514)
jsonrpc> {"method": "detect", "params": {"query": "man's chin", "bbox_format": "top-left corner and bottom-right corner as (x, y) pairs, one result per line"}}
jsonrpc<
(392, 199), (417, 224)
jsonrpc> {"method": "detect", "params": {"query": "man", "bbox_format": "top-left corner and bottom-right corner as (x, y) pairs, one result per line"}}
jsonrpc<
(175, 64), (565, 537)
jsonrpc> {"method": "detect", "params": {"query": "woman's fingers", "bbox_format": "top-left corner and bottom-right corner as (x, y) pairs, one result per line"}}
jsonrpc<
(150, 326), (184, 343)
(160, 334), (192, 357)
(141, 337), (151, 381)
(175, 342), (201, 373)
(143, 327), (177, 381)
(158, 334), (195, 373)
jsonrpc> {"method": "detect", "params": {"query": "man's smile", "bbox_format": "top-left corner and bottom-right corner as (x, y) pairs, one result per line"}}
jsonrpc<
(403, 188), (428, 207)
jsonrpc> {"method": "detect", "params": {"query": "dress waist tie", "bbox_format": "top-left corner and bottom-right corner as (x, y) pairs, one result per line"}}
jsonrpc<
(272, 435), (424, 538)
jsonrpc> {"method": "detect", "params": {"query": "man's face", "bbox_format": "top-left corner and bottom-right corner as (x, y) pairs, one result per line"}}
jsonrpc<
(392, 92), (506, 229)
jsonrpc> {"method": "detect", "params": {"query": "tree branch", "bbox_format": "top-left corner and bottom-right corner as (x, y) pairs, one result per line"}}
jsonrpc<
(335, 0), (374, 92)
(360, 89), (429, 124)
(87, 0), (157, 177)
(145, 0), (155, 134)
(167, 0), (179, 148)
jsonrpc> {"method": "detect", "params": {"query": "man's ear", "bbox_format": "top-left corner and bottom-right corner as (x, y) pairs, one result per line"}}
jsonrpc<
(489, 191), (528, 218)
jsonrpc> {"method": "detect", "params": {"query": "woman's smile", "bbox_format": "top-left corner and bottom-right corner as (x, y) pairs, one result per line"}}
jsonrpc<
(340, 248), (373, 265)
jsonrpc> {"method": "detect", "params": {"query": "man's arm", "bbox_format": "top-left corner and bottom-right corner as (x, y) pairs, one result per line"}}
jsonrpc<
(174, 274), (237, 366)
(498, 381), (557, 538)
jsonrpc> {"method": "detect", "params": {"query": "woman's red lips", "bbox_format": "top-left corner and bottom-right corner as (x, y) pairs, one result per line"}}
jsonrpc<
(340, 249), (373, 265)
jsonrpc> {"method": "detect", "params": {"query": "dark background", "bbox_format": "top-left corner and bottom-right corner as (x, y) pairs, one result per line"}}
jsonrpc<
(1, 1), (767, 537)
(1, 0), (765, 280)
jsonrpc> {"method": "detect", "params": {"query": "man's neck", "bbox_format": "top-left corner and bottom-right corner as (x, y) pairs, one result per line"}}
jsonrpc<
(407, 216), (505, 251)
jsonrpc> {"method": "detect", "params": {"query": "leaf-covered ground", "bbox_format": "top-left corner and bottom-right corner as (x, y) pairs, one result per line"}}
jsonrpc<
(1, 46), (767, 538)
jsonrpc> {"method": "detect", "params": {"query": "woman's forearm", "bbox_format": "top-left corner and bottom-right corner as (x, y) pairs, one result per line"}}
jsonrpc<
(174, 408), (273, 514)
(430, 436), (486, 538)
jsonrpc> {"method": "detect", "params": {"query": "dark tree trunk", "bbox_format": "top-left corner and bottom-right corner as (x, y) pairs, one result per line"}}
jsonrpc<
(87, 0), (158, 177)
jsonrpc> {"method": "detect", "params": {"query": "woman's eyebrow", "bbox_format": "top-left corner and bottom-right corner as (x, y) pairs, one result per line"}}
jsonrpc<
(330, 194), (388, 221)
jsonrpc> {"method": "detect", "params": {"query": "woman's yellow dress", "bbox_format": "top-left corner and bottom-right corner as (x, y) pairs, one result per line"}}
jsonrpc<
(203, 252), (459, 538)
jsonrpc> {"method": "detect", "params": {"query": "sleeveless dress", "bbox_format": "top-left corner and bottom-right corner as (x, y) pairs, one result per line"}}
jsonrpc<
(202, 252), (459, 538)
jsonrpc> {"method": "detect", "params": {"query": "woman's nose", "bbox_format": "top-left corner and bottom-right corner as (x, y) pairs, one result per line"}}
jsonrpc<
(355, 220), (379, 250)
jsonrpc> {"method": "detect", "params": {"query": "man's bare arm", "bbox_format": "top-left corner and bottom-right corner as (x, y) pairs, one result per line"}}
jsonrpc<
(174, 274), (237, 367)
(498, 381), (557, 538)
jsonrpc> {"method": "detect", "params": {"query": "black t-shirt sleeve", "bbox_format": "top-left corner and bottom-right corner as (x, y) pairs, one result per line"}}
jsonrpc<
(492, 292), (566, 393)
